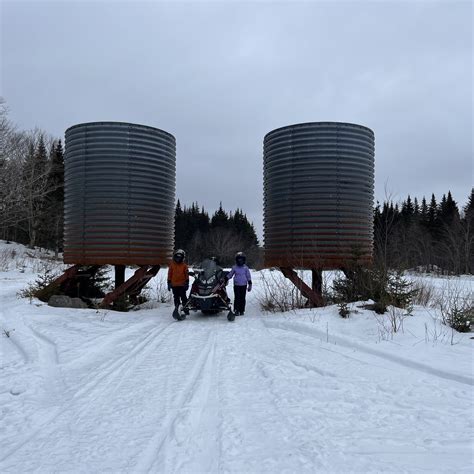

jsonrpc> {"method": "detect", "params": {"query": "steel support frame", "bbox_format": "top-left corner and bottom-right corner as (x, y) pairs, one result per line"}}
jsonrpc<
(279, 267), (325, 307)
(100, 265), (160, 308)
(36, 264), (103, 302)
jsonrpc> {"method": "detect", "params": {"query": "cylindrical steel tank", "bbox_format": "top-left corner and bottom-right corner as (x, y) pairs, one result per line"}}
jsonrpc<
(64, 121), (175, 265)
(263, 121), (375, 269)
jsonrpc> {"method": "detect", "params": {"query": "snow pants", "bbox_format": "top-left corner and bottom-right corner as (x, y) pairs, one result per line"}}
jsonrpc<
(233, 285), (247, 314)
(172, 286), (188, 308)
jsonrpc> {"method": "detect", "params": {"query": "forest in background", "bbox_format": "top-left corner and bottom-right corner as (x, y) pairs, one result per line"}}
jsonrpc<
(1, 99), (472, 273)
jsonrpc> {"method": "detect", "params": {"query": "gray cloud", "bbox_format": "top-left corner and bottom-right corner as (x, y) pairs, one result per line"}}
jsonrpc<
(2, 0), (472, 239)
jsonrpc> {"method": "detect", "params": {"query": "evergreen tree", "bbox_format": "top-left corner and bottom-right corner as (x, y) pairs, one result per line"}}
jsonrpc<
(413, 197), (420, 218)
(47, 140), (64, 201)
(211, 202), (229, 228)
(427, 194), (438, 236)
(420, 197), (428, 225)
(21, 135), (49, 247)
(45, 140), (64, 253)
(174, 200), (185, 250)
(462, 188), (474, 273)
(464, 188), (474, 224)
(440, 191), (460, 227)
(401, 195), (414, 226)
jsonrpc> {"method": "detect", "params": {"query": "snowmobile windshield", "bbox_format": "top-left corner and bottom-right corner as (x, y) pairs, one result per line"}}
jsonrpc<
(199, 259), (221, 280)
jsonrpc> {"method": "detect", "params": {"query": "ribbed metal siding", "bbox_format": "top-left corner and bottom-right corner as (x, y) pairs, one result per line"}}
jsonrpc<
(264, 122), (375, 268)
(64, 122), (175, 265)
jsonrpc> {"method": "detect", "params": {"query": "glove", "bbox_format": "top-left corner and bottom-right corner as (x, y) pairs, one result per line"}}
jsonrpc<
(247, 281), (252, 292)
(167, 281), (172, 291)
(185, 280), (189, 291)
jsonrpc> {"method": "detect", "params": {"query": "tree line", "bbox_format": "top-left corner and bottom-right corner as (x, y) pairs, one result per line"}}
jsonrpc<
(175, 201), (260, 266)
(1, 100), (64, 254)
(374, 190), (474, 275)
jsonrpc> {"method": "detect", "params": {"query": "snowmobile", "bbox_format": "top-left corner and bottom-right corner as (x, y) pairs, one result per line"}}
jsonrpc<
(173, 258), (235, 322)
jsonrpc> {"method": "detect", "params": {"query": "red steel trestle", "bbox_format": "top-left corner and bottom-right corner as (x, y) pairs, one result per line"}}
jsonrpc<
(100, 265), (160, 308)
(279, 267), (324, 307)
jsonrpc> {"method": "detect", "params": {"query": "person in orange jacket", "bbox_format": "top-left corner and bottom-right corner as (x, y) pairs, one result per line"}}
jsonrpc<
(168, 249), (190, 316)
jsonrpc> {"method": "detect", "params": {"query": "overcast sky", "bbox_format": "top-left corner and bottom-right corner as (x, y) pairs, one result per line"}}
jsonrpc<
(1, 0), (472, 239)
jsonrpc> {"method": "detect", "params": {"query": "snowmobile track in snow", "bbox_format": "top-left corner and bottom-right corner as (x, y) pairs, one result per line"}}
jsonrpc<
(135, 331), (222, 473)
(263, 319), (474, 386)
(73, 322), (175, 400)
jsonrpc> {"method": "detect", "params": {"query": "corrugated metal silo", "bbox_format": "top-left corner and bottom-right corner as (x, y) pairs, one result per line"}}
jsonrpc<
(264, 121), (375, 269)
(64, 122), (175, 266)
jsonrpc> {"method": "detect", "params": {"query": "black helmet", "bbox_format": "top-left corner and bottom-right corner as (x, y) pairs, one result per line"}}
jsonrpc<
(173, 249), (185, 263)
(235, 251), (246, 266)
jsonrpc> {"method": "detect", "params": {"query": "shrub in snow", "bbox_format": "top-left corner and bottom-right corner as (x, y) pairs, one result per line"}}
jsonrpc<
(411, 279), (435, 306)
(338, 302), (350, 318)
(434, 281), (473, 332)
(154, 273), (172, 304)
(258, 270), (308, 312)
(386, 271), (416, 314)
(333, 267), (416, 315)
(375, 306), (408, 339)
(18, 267), (61, 302)
(0, 248), (17, 271)
(79, 266), (112, 299)
(446, 306), (473, 333)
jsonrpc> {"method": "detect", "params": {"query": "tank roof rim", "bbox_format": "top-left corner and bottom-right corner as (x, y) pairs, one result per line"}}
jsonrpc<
(264, 121), (374, 141)
(65, 121), (176, 141)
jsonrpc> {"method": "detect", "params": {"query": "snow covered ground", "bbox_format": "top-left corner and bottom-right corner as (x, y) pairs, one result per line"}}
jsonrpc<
(0, 241), (473, 473)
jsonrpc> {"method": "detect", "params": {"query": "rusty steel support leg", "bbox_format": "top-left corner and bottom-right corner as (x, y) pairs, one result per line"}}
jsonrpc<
(115, 265), (126, 288)
(280, 267), (325, 307)
(311, 269), (323, 295)
(36, 264), (106, 302)
(101, 265), (161, 309)
(128, 265), (160, 301)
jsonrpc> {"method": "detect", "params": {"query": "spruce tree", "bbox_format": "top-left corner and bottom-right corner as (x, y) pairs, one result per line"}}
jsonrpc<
(428, 194), (438, 236)
(420, 197), (428, 225)
(464, 188), (474, 224)
(442, 191), (460, 226)
(211, 202), (229, 228)
(45, 140), (64, 253)
(413, 197), (420, 217)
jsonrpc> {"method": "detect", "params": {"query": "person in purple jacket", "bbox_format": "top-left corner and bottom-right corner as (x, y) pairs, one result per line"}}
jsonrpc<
(226, 251), (252, 316)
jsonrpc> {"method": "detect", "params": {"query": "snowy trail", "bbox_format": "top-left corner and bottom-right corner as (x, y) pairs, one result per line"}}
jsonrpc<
(1, 267), (473, 472)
